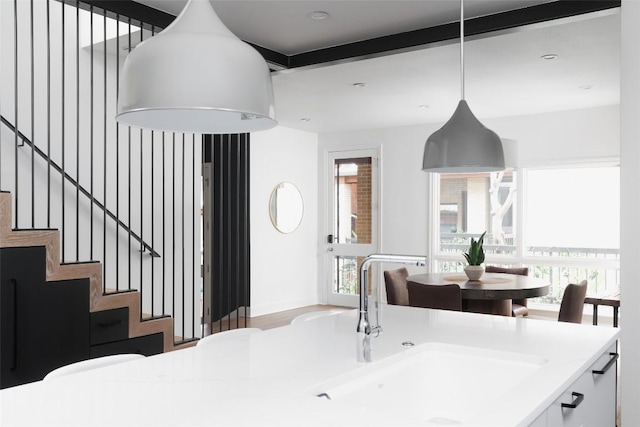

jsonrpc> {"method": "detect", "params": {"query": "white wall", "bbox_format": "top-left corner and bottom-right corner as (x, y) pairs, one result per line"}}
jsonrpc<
(249, 126), (319, 317)
(483, 105), (620, 167)
(620, 1), (640, 424)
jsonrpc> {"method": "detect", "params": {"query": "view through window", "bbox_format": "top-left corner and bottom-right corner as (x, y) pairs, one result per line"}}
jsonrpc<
(436, 166), (619, 305)
(439, 171), (517, 267)
(524, 167), (620, 303)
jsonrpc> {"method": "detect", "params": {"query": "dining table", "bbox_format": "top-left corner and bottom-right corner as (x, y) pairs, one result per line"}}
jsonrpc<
(407, 272), (550, 316)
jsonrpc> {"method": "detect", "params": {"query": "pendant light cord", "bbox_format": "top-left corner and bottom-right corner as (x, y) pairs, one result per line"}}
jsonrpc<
(460, 0), (465, 101)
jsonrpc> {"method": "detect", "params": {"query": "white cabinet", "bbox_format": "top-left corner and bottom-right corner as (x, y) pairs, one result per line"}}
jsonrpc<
(532, 342), (618, 427)
(529, 411), (548, 427)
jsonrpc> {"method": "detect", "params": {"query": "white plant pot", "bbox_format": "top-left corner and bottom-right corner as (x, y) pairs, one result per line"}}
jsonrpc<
(464, 265), (485, 281)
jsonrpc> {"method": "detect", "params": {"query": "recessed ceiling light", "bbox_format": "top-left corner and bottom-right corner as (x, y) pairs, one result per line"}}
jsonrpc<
(419, 104), (430, 109)
(540, 54), (558, 60)
(579, 84), (594, 90)
(352, 83), (367, 88)
(308, 11), (329, 20)
(300, 117), (311, 122)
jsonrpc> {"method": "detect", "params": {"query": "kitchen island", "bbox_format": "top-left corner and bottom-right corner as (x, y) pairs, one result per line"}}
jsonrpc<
(0, 305), (619, 426)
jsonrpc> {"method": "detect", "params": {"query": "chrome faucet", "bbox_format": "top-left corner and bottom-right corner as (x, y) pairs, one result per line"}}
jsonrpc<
(357, 254), (427, 362)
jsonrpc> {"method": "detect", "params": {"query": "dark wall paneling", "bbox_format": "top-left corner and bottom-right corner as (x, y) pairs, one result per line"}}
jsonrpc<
(203, 134), (250, 332)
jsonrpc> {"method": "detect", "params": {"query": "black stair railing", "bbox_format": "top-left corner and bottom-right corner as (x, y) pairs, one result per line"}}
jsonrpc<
(1, 0), (203, 344)
(0, 115), (160, 258)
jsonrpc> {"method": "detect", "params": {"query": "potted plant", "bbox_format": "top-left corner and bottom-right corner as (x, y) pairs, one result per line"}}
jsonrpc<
(463, 231), (486, 280)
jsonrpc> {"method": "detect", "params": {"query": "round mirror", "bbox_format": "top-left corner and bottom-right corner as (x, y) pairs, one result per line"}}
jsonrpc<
(269, 182), (304, 234)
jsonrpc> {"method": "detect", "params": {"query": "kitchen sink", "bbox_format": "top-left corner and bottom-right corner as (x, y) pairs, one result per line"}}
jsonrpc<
(313, 342), (547, 425)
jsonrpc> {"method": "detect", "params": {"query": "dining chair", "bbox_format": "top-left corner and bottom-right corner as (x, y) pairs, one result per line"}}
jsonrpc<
(196, 327), (263, 347)
(290, 309), (344, 325)
(485, 265), (530, 317)
(383, 267), (410, 306)
(407, 281), (462, 311)
(44, 354), (145, 380)
(558, 280), (588, 324)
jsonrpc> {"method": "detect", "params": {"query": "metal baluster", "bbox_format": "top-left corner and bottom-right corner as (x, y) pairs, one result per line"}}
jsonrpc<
(151, 130), (155, 317)
(75, 0), (79, 261)
(115, 14), (120, 291)
(192, 133), (196, 337)
(151, 25), (156, 318)
(139, 24), (144, 319)
(172, 133), (176, 335)
(218, 135), (224, 331)
(226, 135), (231, 330)
(61, 1), (65, 259)
(30, 0), (35, 228)
(182, 134), (186, 339)
(235, 135), (240, 329)
(103, 10), (107, 291)
(162, 132), (166, 314)
(90, 6), (94, 260)
(127, 19), (132, 290)
(14, 0), (20, 226)
(243, 134), (250, 327)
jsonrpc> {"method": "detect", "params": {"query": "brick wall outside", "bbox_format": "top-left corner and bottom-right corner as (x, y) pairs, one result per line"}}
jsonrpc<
(356, 162), (372, 244)
(355, 160), (372, 294)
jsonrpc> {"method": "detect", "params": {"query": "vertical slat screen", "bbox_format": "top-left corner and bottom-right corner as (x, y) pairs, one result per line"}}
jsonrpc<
(0, 0), (203, 344)
(203, 134), (251, 334)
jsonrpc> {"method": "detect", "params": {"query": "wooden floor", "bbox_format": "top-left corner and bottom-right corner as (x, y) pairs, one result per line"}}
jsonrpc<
(210, 304), (350, 332)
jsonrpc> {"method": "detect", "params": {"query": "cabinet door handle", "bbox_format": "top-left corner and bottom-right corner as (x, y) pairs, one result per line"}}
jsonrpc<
(561, 392), (584, 409)
(592, 352), (619, 375)
(98, 319), (123, 328)
(10, 278), (18, 371)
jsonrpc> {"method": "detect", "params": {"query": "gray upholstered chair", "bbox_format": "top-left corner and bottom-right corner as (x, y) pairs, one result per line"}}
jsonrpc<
(383, 267), (409, 306)
(558, 280), (588, 324)
(485, 265), (530, 317)
(407, 281), (462, 311)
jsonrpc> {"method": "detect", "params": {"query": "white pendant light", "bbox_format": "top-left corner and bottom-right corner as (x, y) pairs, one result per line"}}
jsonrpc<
(116, 0), (277, 134)
(422, 0), (504, 173)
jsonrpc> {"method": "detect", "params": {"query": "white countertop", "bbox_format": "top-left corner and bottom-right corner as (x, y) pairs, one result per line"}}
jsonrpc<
(0, 305), (619, 427)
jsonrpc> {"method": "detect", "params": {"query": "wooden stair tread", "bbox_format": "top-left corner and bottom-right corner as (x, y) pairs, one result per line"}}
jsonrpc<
(0, 192), (183, 353)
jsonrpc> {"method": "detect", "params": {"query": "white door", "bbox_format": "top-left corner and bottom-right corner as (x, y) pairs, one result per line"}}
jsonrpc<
(325, 149), (379, 307)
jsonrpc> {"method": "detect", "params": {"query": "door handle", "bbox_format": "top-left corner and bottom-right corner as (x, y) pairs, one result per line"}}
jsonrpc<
(327, 247), (334, 252)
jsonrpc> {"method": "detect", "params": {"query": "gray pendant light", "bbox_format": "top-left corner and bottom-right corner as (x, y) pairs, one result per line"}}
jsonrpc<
(116, 0), (276, 134)
(422, 0), (504, 173)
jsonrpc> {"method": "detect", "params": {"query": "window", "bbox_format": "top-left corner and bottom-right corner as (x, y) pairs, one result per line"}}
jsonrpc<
(433, 166), (620, 306)
(524, 166), (620, 303)
(438, 171), (517, 271)
(525, 167), (619, 254)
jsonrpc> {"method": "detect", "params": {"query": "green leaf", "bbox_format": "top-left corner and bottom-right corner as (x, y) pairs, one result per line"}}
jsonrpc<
(463, 231), (486, 266)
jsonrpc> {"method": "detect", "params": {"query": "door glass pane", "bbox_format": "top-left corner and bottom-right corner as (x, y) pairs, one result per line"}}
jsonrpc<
(333, 158), (372, 244)
(333, 256), (359, 295)
(439, 172), (517, 263)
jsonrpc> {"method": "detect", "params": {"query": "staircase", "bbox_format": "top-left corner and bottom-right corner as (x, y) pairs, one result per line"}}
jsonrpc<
(0, 191), (193, 359)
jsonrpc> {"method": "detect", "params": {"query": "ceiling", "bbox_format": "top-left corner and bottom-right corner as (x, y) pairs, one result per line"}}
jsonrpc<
(131, 0), (621, 133)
